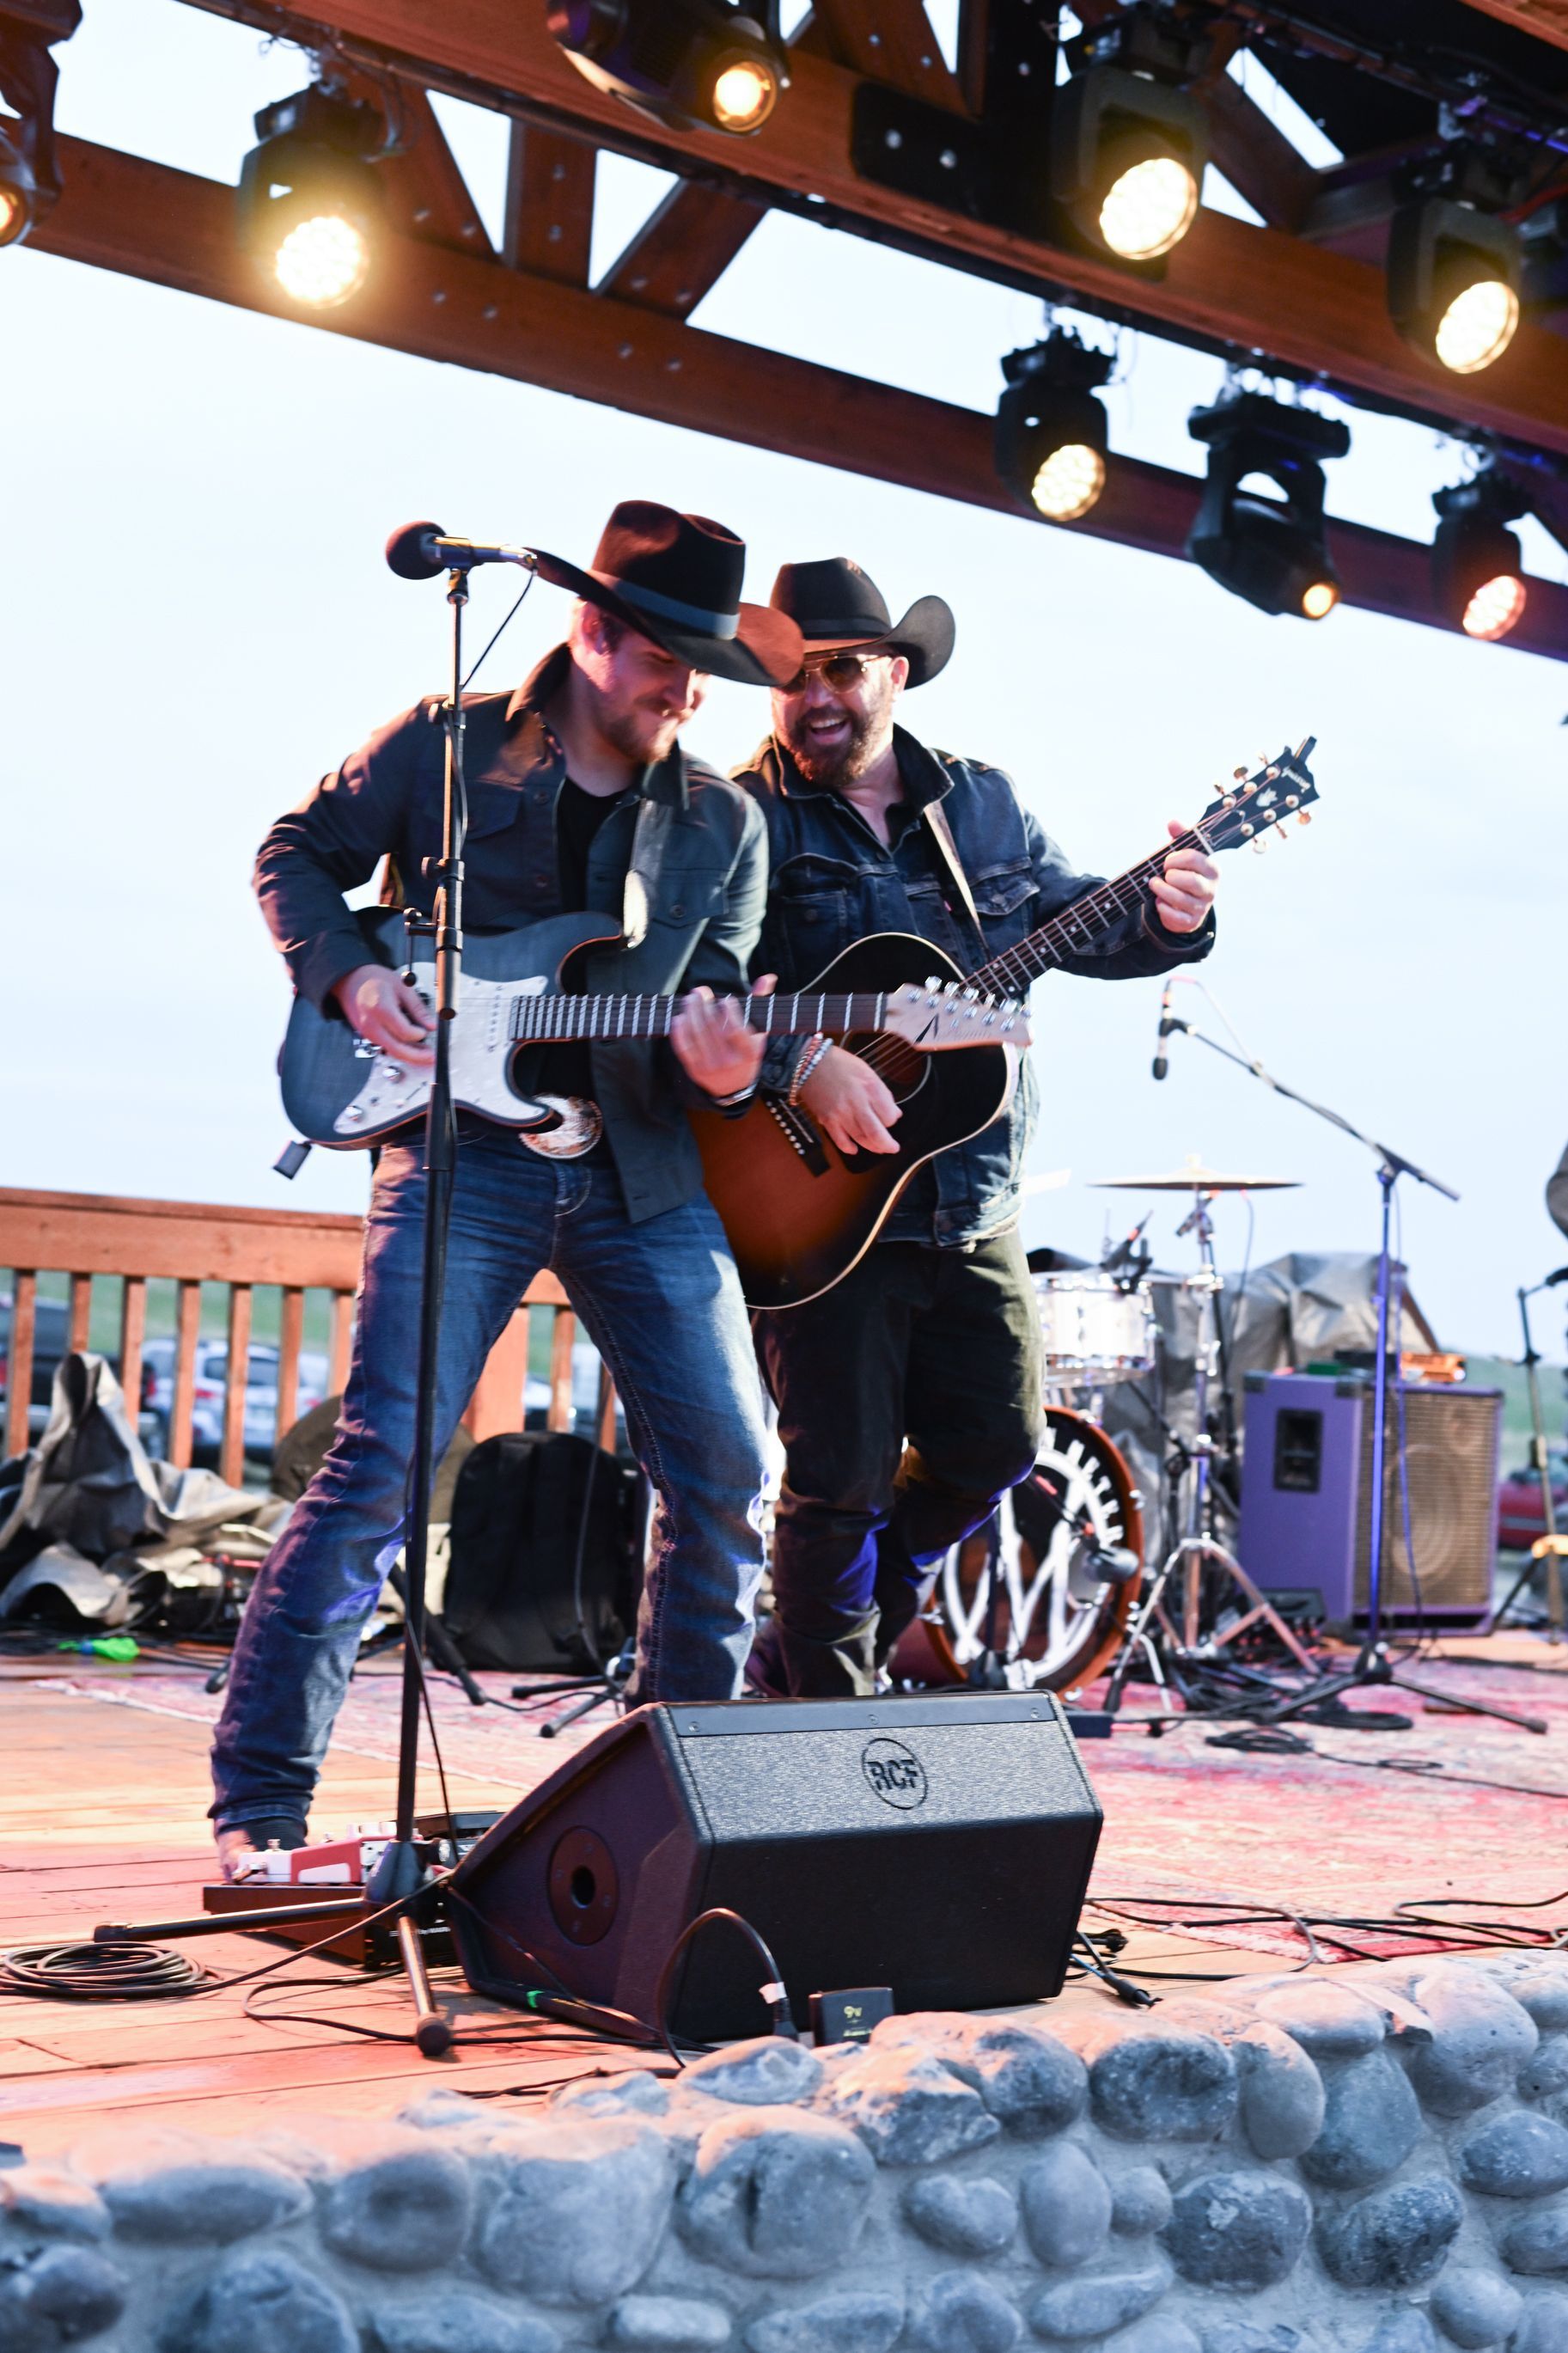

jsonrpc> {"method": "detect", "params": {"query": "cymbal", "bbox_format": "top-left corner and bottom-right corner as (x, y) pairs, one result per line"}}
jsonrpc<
(1092, 1161), (1299, 1192)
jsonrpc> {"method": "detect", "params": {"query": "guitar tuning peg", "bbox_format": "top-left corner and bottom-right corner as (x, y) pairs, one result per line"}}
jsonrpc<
(1297, 810), (1313, 826)
(1251, 835), (1268, 854)
(1232, 766), (1248, 780)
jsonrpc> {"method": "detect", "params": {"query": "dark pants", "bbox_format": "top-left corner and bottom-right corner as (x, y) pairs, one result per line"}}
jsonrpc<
(753, 1230), (1043, 1696)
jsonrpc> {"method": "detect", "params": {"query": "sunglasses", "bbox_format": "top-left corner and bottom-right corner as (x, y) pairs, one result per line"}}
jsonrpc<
(780, 650), (890, 696)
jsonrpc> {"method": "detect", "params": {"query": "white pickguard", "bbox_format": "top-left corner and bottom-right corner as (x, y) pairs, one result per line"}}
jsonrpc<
(334, 961), (557, 1135)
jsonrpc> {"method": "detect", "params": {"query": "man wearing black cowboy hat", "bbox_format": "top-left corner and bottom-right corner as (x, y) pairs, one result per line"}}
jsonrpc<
(735, 556), (1219, 1699)
(210, 502), (802, 1877)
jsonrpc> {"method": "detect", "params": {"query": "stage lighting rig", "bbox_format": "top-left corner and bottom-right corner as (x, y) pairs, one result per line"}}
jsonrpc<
(1187, 392), (1347, 622)
(1388, 196), (1521, 376)
(1432, 467), (1529, 642)
(0, 3), (77, 250)
(547, 0), (788, 138)
(995, 331), (1114, 524)
(1050, 10), (1207, 267)
(237, 83), (395, 309)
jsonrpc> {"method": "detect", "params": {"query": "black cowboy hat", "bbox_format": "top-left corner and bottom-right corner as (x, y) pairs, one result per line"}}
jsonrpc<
(529, 500), (802, 688)
(769, 557), (955, 688)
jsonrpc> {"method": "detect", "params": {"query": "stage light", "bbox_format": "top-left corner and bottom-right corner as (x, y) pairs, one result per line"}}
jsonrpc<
(1187, 391), (1348, 620)
(1388, 198), (1521, 375)
(1432, 470), (1528, 641)
(996, 332), (1114, 523)
(0, 123), (34, 247)
(547, 0), (788, 138)
(1051, 65), (1206, 264)
(236, 86), (388, 309)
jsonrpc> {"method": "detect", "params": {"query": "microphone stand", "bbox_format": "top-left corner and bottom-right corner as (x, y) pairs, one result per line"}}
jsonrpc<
(1160, 1015), (1545, 1734)
(1486, 1274), (1568, 1636)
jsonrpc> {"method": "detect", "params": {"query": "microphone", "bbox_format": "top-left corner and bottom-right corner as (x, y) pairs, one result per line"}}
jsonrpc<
(1547, 1267), (1568, 1287)
(386, 520), (537, 581)
(1152, 981), (1175, 1081)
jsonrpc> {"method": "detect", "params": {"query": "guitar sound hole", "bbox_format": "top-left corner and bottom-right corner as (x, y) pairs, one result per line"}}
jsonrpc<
(852, 1036), (924, 1099)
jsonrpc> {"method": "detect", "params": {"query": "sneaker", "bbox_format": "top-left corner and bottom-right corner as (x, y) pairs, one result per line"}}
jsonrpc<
(214, 1818), (308, 1884)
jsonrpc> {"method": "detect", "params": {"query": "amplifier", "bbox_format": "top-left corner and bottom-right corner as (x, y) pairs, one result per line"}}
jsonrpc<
(448, 1692), (1102, 2041)
(1237, 1371), (1500, 1627)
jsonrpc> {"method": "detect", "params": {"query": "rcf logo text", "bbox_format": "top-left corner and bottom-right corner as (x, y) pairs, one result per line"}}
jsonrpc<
(861, 1736), (928, 1810)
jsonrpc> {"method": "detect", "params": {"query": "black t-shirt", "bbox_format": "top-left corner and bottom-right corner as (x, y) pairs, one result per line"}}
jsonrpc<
(532, 777), (631, 1102)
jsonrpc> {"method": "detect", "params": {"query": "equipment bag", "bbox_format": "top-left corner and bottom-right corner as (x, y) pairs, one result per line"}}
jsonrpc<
(441, 1430), (642, 1672)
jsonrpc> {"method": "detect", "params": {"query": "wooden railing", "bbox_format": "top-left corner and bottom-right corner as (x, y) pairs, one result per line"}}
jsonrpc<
(0, 1188), (613, 1484)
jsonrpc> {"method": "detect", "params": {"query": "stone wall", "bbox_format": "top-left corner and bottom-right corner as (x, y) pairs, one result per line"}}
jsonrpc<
(7, 1953), (1568, 2353)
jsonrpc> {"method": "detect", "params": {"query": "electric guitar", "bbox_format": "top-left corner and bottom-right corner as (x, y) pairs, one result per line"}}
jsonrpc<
(277, 908), (1030, 1151)
(692, 740), (1321, 1309)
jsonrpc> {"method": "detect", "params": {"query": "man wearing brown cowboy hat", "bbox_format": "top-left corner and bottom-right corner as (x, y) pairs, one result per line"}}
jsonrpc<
(210, 502), (802, 1877)
(736, 557), (1219, 1698)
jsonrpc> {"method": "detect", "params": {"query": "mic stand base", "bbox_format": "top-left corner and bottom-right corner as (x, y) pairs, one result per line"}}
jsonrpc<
(1260, 1637), (1548, 1737)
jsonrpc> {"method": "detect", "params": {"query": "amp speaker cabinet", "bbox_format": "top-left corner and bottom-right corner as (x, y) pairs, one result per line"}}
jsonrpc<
(1237, 1371), (1500, 1627)
(448, 1693), (1101, 2042)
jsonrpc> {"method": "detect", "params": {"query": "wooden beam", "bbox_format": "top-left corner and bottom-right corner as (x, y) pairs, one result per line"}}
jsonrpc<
(807, 0), (967, 109)
(4, 1270), (36, 1461)
(171, 0), (1568, 457)
(374, 85), (492, 256)
(503, 121), (595, 283)
(597, 179), (765, 314)
(221, 1282), (252, 1488)
(27, 139), (1568, 657)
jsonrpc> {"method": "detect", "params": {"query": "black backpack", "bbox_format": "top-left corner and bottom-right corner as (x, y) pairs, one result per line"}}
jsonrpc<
(440, 1430), (643, 1672)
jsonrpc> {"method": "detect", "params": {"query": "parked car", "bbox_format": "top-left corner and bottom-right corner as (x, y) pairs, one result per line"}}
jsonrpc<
(143, 1340), (329, 1467)
(0, 1293), (157, 1447)
(1497, 1446), (1568, 1553)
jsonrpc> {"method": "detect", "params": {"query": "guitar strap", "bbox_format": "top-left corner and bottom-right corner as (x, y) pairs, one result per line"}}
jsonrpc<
(923, 794), (985, 944)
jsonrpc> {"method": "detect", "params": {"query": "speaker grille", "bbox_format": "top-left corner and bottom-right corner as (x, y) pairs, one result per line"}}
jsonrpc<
(1352, 1385), (1499, 1614)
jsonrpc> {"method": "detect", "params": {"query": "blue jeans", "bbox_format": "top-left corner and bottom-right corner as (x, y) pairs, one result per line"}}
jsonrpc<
(210, 1133), (767, 1831)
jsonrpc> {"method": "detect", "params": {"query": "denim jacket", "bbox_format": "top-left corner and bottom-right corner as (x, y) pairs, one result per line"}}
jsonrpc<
(731, 726), (1215, 1248)
(254, 645), (767, 1225)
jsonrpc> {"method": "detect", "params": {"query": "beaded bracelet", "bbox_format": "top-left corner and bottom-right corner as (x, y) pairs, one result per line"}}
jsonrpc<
(787, 1034), (833, 1107)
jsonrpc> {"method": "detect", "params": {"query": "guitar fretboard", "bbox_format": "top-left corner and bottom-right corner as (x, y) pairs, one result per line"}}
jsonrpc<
(507, 991), (891, 1044)
(970, 827), (1210, 1001)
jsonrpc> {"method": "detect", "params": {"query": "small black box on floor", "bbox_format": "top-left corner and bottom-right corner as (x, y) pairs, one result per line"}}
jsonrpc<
(810, 1986), (894, 2044)
(448, 1693), (1102, 2042)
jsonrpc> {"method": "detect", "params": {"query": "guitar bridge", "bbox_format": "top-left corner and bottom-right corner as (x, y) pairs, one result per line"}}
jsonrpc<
(767, 1096), (830, 1176)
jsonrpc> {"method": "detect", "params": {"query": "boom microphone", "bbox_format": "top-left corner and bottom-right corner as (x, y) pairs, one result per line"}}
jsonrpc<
(1152, 981), (1174, 1081)
(385, 521), (538, 581)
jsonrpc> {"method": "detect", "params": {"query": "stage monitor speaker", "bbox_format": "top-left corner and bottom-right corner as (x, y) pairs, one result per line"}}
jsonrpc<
(448, 1693), (1101, 2042)
(1237, 1371), (1500, 1626)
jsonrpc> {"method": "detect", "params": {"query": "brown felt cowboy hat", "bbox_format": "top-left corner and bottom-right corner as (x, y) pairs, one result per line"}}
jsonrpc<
(768, 557), (955, 688)
(529, 500), (802, 688)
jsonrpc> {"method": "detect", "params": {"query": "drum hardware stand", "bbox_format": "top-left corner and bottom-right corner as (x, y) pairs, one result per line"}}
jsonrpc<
(1486, 1271), (1568, 1637)
(1104, 1191), (1315, 1715)
(1144, 1012), (1547, 1734)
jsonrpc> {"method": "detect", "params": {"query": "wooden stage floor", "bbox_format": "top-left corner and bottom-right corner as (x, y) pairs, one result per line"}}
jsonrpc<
(2, 1636), (1564, 2163)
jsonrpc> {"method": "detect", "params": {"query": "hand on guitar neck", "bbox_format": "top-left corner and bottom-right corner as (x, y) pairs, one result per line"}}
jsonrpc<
(672, 975), (778, 1101)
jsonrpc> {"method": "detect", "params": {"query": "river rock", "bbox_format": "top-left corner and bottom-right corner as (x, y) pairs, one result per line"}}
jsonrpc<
(366, 2294), (562, 2353)
(473, 2118), (673, 2306)
(1163, 2171), (1311, 2289)
(1018, 2141), (1112, 2269)
(1299, 2051), (1422, 2190)
(1510, 2295), (1568, 2353)
(1251, 1982), (1388, 2057)
(0, 2164), (111, 2241)
(743, 2290), (903, 2353)
(1428, 2265), (1524, 2348)
(605, 2296), (732, 2349)
(876, 2019), (1088, 2138)
(1318, 2178), (1465, 2289)
(906, 2271), (1022, 2353)
(1027, 2258), (1174, 2341)
(1518, 2037), (1568, 2103)
(820, 2049), (1000, 2167)
(165, 2249), (357, 2353)
(1500, 2195), (1568, 2275)
(0, 2246), (127, 2348)
(1090, 2032), (1237, 2142)
(100, 2154), (309, 2245)
(685, 2039), (824, 2107)
(1406, 1974), (1538, 2116)
(1457, 2109), (1568, 2198)
(1233, 2023), (1326, 2161)
(1110, 2167), (1174, 2238)
(1358, 2315), (1437, 2353)
(902, 2173), (1018, 2257)
(320, 2144), (473, 2272)
(677, 2108), (875, 2278)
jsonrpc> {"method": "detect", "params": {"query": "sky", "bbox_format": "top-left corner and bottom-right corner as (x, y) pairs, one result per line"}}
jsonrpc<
(4, 0), (1568, 1356)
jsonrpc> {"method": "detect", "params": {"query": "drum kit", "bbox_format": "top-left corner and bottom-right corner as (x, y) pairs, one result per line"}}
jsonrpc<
(894, 1157), (1309, 1702)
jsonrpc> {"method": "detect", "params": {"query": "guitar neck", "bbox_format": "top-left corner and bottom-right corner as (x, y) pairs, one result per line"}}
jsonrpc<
(969, 827), (1205, 998)
(509, 990), (892, 1045)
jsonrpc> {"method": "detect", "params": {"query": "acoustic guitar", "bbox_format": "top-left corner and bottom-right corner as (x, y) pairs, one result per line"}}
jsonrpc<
(692, 740), (1320, 1309)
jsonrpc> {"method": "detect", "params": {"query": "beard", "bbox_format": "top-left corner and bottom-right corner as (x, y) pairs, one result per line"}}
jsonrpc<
(779, 673), (896, 790)
(597, 692), (686, 768)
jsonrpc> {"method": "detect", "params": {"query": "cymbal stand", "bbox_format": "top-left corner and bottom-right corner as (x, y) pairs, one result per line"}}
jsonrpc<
(1104, 1189), (1314, 1714)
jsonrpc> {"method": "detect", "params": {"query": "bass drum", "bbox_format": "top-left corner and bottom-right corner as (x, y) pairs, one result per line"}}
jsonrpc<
(890, 1409), (1143, 1693)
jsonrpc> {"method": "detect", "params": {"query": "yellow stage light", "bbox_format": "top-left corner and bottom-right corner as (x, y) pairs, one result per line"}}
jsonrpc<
(1461, 572), (1527, 640)
(1301, 579), (1339, 620)
(273, 213), (371, 308)
(1433, 274), (1519, 375)
(711, 56), (778, 133)
(1031, 443), (1106, 523)
(1099, 153), (1199, 263)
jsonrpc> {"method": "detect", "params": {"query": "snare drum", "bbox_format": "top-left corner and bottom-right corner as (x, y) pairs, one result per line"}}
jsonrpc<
(1034, 1272), (1156, 1382)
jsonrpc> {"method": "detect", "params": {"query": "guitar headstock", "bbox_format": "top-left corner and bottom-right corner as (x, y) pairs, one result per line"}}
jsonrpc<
(1193, 736), (1320, 857)
(884, 981), (1033, 1053)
